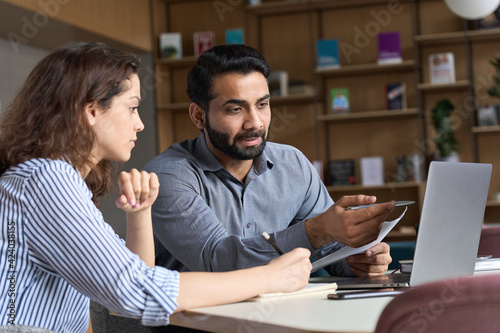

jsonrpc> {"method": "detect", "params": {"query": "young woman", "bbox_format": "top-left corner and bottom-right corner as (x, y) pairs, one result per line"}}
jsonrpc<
(0, 42), (312, 332)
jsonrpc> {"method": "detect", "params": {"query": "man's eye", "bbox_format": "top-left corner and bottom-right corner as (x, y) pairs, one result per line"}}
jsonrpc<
(130, 107), (138, 113)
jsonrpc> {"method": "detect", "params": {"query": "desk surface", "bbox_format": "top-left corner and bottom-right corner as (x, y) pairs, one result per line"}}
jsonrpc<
(170, 270), (500, 333)
(170, 288), (393, 333)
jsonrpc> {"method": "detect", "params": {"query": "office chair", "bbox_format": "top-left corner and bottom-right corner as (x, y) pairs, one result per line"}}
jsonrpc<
(477, 224), (500, 257)
(375, 273), (500, 333)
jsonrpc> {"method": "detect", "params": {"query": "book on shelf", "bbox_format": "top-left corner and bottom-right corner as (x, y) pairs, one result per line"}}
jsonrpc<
(330, 88), (350, 114)
(477, 104), (499, 126)
(159, 32), (182, 59)
(360, 156), (384, 186)
(328, 160), (355, 186)
(194, 31), (215, 57)
(386, 82), (407, 110)
(429, 52), (456, 84)
(377, 31), (402, 65)
(225, 28), (244, 44)
(316, 39), (340, 69)
(268, 71), (289, 96)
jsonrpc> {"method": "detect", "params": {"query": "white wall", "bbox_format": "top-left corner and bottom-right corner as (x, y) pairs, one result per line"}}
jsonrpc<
(0, 38), (49, 114)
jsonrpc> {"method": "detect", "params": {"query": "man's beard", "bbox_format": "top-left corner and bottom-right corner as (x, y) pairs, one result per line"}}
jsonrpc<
(205, 117), (268, 161)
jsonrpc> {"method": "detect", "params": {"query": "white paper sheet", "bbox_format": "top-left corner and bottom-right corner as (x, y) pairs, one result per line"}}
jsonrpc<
(311, 208), (407, 273)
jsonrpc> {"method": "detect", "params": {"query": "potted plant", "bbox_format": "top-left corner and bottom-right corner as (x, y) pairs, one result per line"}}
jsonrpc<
(431, 99), (460, 162)
(487, 58), (500, 99)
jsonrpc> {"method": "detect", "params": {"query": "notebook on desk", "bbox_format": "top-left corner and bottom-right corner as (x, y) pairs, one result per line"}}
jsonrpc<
(313, 161), (492, 289)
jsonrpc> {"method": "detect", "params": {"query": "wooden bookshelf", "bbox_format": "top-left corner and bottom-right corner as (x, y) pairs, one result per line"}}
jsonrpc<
(317, 108), (418, 122)
(314, 60), (415, 77)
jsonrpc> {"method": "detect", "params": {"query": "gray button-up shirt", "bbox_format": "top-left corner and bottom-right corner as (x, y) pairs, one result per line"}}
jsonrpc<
(145, 133), (352, 276)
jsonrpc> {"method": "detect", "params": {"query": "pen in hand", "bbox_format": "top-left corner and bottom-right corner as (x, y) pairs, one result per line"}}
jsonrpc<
(262, 232), (284, 255)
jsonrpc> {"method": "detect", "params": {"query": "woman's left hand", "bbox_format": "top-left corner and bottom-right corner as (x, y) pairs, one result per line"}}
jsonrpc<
(115, 169), (159, 212)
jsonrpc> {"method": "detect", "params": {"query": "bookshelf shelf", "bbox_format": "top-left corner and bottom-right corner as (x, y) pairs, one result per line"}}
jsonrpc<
(415, 29), (500, 45)
(317, 108), (418, 123)
(472, 125), (500, 134)
(311, 0), (397, 10)
(314, 60), (415, 77)
(417, 80), (469, 92)
(467, 28), (500, 42)
(246, 1), (309, 15)
(326, 181), (423, 193)
(415, 31), (465, 45)
(486, 200), (500, 207)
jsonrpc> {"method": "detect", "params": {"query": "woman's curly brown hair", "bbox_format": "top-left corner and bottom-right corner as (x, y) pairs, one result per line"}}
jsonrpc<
(0, 42), (140, 204)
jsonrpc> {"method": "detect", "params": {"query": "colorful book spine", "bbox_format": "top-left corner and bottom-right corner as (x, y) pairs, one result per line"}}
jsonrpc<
(316, 39), (340, 69)
(159, 32), (182, 59)
(377, 31), (402, 64)
(194, 31), (215, 57)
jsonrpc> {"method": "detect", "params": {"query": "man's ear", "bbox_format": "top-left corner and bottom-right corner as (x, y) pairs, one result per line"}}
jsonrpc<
(84, 103), (98, 127)
(189, 102), (206, 130)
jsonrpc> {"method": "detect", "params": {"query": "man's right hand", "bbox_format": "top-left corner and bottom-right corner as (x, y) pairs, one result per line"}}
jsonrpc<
(304, 195), (395, 249)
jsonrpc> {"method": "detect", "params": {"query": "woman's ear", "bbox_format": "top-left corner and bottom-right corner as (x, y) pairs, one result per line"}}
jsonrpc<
(189, 102), (206, 130)
(84, 103), (98, 127)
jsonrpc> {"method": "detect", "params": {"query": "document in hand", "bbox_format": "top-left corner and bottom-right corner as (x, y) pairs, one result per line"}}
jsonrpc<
(311, 208), (408, 273)
(247, 283), (338, 302)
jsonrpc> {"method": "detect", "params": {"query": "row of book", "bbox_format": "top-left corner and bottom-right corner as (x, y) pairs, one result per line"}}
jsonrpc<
(160, 30), (455, 87)
(330, 82), (405, 114)
(159, 29), (244, 59)
(317, 33), (456, 84)
(316, 154), (425, 187)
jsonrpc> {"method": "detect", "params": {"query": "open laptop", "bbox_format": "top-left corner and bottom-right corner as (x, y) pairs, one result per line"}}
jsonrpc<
(313, 161), (492, 289)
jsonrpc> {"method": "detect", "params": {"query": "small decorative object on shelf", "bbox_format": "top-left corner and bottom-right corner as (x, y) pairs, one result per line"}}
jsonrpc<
(377, 31), (402, 65)
(429, 52), (456, 84)
(477, 104), (499, 126)
(328, 159), (355, 186)
(193, 31), (215, 57)
(475, 8), (500, 29)
(330, 88), (350, 114)
(396, 155), (411, 182)
(431, 99), (461, 161)
(268, 71), (289, 96)
(159, 32), (182, 59)
(386, 82), (406, 110)
(487, 57), (500, 99)
(316, 39), (340, 69)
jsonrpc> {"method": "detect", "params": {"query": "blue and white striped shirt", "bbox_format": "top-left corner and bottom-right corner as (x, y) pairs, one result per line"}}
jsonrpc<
(0, 158), (179, 332)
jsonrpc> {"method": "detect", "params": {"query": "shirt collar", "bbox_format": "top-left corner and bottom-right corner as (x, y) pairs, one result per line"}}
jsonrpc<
(193, 132), (274, 175)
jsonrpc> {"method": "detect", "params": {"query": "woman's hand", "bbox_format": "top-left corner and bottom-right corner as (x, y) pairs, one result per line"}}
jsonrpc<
(115, 169), (159, 212)
(265, 248), (312, 293)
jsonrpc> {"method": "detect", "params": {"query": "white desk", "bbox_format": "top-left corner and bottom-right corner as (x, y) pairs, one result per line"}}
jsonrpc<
(170, 270), (500, 333)
(170, 288), (393, 333)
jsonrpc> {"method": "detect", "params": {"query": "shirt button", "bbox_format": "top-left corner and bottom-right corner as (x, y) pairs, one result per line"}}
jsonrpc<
(246, 223), (251, 228)
(136, 274), (144, 281)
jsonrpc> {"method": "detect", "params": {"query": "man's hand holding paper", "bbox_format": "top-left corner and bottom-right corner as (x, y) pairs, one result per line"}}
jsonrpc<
(311, 207), (408, 274)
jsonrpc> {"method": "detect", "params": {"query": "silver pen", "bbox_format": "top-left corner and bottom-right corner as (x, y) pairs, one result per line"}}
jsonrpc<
(346, 200), (415, 211)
